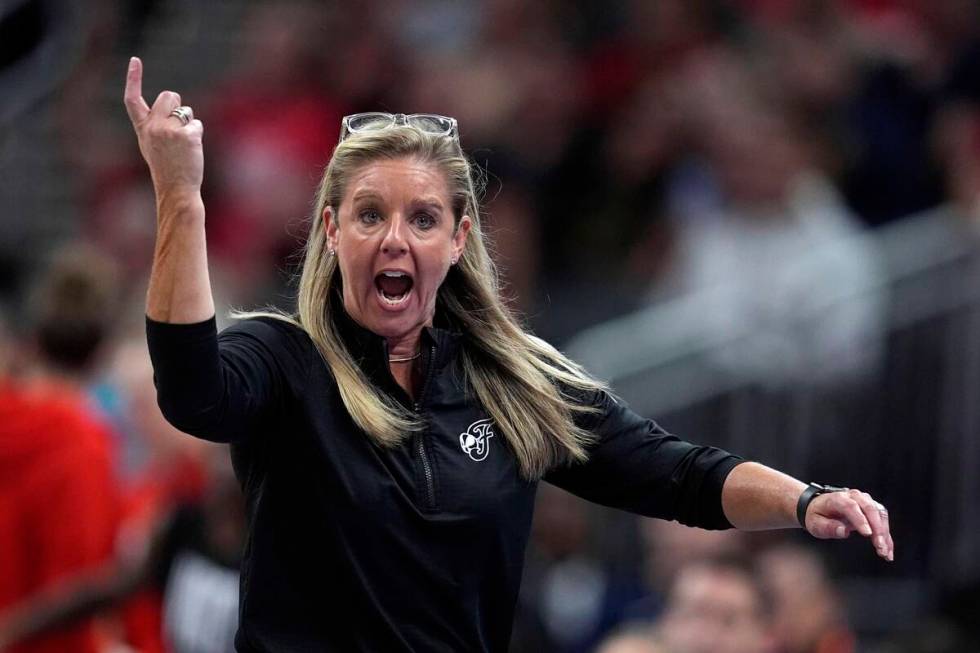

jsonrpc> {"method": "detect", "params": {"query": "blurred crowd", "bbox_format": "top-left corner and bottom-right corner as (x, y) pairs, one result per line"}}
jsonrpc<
(3, 0), (980, 651)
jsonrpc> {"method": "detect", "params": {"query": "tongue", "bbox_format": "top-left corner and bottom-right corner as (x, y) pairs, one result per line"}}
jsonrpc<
(377, 275), (412, 297)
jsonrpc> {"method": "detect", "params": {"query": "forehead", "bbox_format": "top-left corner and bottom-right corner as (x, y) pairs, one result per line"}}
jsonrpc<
(342, 158), (450, 206)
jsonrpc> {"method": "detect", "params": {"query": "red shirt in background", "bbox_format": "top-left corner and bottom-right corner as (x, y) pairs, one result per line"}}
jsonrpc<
(0, 380), (122, 653)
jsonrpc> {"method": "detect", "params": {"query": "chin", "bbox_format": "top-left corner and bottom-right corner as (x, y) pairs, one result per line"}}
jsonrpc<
(364, 308), (426, 340)
(345, 286), (432, 339)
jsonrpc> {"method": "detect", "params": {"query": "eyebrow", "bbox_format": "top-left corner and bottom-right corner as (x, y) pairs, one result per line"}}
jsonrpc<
(349, 190), (445, 212)
(351, 190), (384, 203)
(412, 198), (445, 212)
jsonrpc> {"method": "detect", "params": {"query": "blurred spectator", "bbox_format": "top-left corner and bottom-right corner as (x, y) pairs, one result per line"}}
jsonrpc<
(757, 542), (856, 653)
(620, 518), (749, 624)
(21, 243), (121, 381)
(155, 448), (244, 653)
(93, 329), (213, 653)
(514, 484), (618, 653)
(0, 243), (124, 653)
(643, 49), (885, 386)
(655, 555), (776, 653)
(203, 2), (347, 302)
(0, 444), (244, 653)
(581, 0), (717, 119)
(97, 329), (210, 497)
(86, 160), (158, 284)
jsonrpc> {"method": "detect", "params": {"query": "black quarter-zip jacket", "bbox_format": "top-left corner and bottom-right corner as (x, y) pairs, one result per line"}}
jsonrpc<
(146, 312), (743, 652)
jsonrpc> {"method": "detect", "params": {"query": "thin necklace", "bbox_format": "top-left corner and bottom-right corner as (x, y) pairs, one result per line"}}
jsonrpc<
(389, 351), (421, 363)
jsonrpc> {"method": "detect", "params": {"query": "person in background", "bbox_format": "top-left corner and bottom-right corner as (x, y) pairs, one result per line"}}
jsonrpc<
(0, 244), (124, 653)
(0, 443), (245, 653)
(645, 49), (884, 388)
(655, 556), (776, 653)
(618, 518), (750, 625)
(516, 483), (618, 653)
(757, 543), (855, 653)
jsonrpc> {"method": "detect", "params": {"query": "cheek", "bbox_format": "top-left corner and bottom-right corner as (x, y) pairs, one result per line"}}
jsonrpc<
(415, 250), (451, 294)
(338, 241), (373, 285)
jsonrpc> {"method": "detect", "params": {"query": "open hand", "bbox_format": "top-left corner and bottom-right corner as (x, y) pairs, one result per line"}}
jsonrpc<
(123, 56), (204, 193)
(805, 488), (894, 561)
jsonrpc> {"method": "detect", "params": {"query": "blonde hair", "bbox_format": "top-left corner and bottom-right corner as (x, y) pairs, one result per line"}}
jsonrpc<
(242, 126), (606, 479)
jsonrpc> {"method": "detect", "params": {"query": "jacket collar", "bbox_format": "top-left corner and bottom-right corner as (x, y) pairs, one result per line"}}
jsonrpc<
(333, 305), (462, 380)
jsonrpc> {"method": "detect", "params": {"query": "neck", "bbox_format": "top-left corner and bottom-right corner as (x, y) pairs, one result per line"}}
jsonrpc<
(387, 332), (424, 399)
(386, 329), (423, 363)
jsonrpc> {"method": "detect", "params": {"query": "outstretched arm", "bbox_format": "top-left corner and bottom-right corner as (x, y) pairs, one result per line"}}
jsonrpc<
(721, 461), (894, 561)
(124, 56), (214, 323)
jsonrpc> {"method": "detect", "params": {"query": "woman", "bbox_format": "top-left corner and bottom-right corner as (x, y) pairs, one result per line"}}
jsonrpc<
(124, 57), (893, 652)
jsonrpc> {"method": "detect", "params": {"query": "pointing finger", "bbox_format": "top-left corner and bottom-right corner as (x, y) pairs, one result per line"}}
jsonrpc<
(123, 57), (150, 125)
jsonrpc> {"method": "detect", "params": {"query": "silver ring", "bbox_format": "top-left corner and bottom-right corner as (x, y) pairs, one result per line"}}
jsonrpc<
(875, 501), (888, 515)
(169, 106), (192, 126)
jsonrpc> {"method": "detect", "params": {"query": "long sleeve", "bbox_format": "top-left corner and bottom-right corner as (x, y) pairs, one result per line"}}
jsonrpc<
(544, 390), (744, 529)
(146, 316), (310, 443)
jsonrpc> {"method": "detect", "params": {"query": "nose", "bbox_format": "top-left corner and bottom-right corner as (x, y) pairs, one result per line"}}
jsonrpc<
(380, 214), (409, 256)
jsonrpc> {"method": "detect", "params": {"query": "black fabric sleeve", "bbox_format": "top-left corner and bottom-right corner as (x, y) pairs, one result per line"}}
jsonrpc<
(146, 315), (309, 443)
(544, 390), (745, 530)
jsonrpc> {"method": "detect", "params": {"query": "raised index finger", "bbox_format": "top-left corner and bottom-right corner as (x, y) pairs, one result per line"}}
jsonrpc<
(124, 57), (150, 125)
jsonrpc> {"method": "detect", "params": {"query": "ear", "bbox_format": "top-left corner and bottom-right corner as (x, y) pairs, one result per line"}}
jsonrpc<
(324, 206), (339, 251)
(452, 215), (472, 262)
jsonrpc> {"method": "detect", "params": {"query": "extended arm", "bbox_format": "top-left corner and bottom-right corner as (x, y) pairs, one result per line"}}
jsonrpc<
(126, 58), (286, 443)
(721, 461), (894, 561)
(547, 389), (894, 562)
(124, 56), (214, 324)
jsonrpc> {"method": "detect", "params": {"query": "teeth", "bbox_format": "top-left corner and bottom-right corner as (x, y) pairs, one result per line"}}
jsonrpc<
(382, 271), (407, 277)
(380, 289), (410, 305)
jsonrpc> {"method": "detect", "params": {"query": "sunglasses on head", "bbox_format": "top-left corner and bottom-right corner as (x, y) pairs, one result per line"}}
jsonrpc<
(339, 112), (459, 143)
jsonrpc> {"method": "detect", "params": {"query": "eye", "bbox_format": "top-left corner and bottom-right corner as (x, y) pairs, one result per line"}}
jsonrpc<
(414, 212), (436, 230)
(358, 209), (382, 224)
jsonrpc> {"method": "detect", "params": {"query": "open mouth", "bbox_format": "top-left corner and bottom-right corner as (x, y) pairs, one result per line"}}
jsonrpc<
(374, 271), (414, 306)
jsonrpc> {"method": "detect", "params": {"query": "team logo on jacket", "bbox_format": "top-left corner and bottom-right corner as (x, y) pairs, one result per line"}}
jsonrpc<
(459, 418), (495, 462)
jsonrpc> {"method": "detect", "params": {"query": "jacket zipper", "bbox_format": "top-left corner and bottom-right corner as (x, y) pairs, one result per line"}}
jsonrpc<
(414, 345), (438, 511)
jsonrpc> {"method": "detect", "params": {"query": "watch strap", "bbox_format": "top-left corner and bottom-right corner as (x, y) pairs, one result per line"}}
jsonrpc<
(797, 482), (848, 528)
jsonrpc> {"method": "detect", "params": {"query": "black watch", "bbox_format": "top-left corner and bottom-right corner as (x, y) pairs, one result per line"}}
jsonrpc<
(796, 482), (848, 528)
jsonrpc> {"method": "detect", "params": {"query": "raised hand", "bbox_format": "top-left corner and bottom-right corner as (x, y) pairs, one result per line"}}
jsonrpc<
(125, 56), (214, 323)
(805, 488), (894, 561)
(123, 57), (204, 194)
